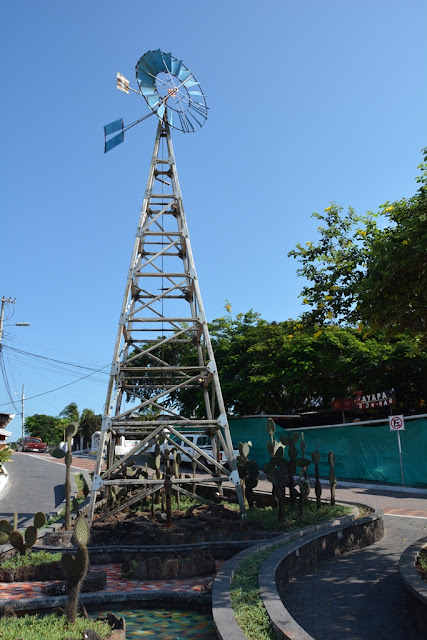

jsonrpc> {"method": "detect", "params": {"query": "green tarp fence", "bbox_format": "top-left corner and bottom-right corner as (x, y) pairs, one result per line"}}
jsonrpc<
(229, 416), (427, 487)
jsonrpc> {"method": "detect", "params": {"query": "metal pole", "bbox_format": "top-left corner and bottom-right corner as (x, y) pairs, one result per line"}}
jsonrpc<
(21, 384), (25, 440)
(396, 430), (405, 486)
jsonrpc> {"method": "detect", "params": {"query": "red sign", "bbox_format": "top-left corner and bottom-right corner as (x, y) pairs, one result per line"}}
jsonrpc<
(332, 390), (396, 411)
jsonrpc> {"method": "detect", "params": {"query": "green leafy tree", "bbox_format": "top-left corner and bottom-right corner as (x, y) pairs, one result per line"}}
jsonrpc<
(79, 409), (101, 446)
(24, 414), (66, 445)
(289, 149), (427, 341)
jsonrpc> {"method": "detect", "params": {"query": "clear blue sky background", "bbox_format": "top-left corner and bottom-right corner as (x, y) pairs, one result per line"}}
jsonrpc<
(1, 1), (426, 441)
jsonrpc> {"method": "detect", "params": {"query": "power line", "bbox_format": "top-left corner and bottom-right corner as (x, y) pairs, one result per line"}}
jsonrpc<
(0, 362), (111, 409)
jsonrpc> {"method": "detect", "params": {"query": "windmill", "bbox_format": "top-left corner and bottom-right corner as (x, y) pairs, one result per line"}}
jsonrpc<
(88, 50), (245, 524)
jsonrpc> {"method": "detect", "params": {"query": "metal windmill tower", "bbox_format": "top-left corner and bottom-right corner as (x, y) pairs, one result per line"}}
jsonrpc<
(88, 50), (245, 524)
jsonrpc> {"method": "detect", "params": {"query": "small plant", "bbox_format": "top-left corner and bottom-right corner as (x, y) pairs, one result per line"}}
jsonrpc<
(61, 516), (90, 624)
(0, 446), (12, 472)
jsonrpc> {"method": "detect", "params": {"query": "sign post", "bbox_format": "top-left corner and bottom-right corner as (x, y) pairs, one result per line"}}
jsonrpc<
(389, 415), (405, 486)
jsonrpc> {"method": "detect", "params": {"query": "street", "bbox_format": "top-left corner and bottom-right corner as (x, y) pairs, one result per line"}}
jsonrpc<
(0, 452), (77, 529)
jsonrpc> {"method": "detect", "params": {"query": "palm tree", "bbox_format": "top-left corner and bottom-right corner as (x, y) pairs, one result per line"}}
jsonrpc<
(59, 402), (80, 423)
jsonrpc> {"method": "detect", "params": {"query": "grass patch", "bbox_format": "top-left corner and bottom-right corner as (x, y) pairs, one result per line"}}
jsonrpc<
(419, 548), (427, 572)
(0, 613), (111, 640)
(1, 550), (62, 569)
(245, 501), (352, 531)
(230, 543), (284, 640)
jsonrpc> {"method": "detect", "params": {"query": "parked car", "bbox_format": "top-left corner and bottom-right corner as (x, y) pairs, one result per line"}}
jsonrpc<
(161, 433), (239, 467)
(22, 437), (47, 453)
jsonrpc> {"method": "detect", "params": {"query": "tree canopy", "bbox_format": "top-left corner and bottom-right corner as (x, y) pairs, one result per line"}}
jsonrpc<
(24, 414), (67, 445)
(125, 309), (426, 418)
(288, 149), (427, 341)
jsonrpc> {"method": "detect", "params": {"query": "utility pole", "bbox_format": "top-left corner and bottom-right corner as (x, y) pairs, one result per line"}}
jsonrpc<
(21, 384), (25, 440)
(0, 297), (16, 347)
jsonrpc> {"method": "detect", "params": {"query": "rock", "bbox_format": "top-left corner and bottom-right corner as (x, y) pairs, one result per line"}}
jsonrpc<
(41, 531), (74, 547)
(161, 558), (179, 579)
(34, 560), (65, 581)
(193, 552), (216, 576)
(178, 557), (196, 579)
(42, 571), (107, 595)
(0, 568), (15, 582)
(81, 630), (102, 640)
(145, 556), (162, 579)
(0, 605), (17, 618)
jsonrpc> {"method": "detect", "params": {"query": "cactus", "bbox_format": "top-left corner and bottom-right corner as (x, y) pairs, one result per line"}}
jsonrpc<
(148, 444), (163, 505)
(0, 519), (13, 545)
(263, 446), (288, 522)
(295, 433), (311, 504)
(280, 432), (300, 507)
(172, 449), (181, 510)
(328, 451), (337, 506)
(266, 418), (284, 458)
(312, 446), (322, 509)
(50, 422), (78, 530)
(61, 516), (90, 624)
(6, 511), (46, 555)
(237, 441), (259, 508)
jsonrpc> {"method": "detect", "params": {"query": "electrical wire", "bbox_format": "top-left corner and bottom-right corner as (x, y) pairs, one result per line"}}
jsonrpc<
(0, 362), (110, 409)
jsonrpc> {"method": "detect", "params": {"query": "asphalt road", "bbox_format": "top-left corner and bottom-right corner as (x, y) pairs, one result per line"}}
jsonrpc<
(0, 452), (72, 529)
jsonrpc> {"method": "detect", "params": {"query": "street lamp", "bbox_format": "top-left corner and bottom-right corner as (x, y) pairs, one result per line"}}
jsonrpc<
(0, 297), (31, 346)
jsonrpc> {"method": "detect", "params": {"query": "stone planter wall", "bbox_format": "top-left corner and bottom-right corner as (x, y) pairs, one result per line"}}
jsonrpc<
(399, 536), (427, 634)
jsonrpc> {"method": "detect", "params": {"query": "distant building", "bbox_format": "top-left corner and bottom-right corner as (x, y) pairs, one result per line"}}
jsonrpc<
(0, 413), (14, 450)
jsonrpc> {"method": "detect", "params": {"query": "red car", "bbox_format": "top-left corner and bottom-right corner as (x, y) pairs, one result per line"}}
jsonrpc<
(22, 437), (47, 453)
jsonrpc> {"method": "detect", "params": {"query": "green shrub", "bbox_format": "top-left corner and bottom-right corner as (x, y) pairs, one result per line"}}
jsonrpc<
(0, 613), (110, 640)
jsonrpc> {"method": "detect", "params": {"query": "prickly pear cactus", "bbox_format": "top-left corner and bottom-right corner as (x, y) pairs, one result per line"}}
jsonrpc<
(280, 432), (300, 507)
(312, 446), (322, 509)
(8, 511), (47, 555)
(328, 451), (337, 506)
(263, 446), (288, 522)
(237, 441), (259, 508)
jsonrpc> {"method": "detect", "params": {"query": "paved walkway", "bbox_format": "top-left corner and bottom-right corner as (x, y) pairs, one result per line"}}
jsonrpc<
(281, 514), (426, 640)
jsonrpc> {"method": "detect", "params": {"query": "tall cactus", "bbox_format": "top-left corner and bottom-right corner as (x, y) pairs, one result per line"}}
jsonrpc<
(61, 516), (90, 624)
(51, 422), (79, 530)
(328, 451), (337, 506)
(236, 441), (259, 509)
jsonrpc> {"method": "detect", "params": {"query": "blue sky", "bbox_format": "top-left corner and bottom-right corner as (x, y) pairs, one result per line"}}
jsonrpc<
(1, 0), (426, 440)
